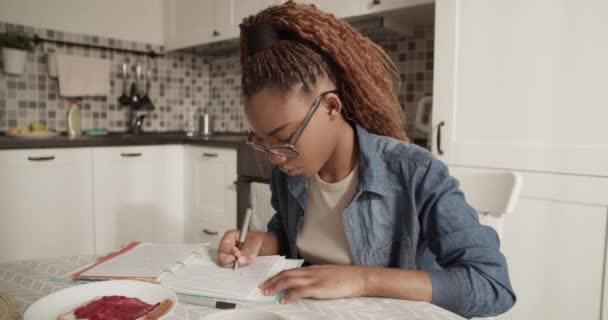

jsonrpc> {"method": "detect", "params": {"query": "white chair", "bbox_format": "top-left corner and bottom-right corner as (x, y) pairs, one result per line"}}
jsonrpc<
(450, 169), (523, 320)
(450, 168), (523, 240)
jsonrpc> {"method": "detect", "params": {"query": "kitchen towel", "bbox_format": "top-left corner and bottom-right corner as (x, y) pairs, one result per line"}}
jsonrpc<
(55, 53), (111, 97)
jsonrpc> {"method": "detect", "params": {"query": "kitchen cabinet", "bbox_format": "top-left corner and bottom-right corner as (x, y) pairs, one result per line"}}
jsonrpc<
(184, 145), (237, 244)
(433, 2), (608, 315)
(0, 148), (95, 262)
(450, 166), (608, 320)
(164, 0), (434, 50)
(499, 199), (606, 320)
(275, 0), (432, 19)
(165, 0), (253, 51)
(165, 0), (216, 51)
(433, 0), (608, 176)
(92, 145), (184, 254)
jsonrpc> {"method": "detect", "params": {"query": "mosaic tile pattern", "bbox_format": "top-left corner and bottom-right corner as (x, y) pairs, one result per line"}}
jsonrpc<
(0, 21), (433, 137)
(202, 27), (434, 138)
(377, 26), (434, 140)
(0, 21), (211, 133)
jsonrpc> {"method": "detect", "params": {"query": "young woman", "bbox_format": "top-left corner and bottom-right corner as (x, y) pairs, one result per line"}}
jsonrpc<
(217, 2), (515, 318)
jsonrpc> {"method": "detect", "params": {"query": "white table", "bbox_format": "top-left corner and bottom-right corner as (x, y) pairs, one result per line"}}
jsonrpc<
(0, 255), (464, 319)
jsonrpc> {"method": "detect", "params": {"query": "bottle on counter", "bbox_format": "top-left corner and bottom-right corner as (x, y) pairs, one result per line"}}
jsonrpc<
(184, 109), (198, 137)
(67, 99), (82, 139)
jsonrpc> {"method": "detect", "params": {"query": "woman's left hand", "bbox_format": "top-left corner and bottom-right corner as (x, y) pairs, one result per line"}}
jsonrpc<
(259, 265), (368, 304)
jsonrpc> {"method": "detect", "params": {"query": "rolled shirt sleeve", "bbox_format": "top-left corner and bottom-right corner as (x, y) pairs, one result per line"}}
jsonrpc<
(417, 158), (517, 318)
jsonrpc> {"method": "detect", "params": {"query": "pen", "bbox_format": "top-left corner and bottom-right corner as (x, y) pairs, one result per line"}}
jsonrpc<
(176, 294), (236, 309)
(234, 206), (253, 271)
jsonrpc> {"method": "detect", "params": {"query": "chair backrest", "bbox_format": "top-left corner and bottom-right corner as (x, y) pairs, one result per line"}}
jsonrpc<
(450, 169), (523, 239)
(250, 181), (274, 232)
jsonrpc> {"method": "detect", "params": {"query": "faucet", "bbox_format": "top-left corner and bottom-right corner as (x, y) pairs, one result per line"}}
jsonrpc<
(128, 109), (146, 134)
(118, 62), (155, 134)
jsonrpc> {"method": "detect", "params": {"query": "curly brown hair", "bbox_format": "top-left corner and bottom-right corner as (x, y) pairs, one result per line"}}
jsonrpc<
(239, 1), (408, 141)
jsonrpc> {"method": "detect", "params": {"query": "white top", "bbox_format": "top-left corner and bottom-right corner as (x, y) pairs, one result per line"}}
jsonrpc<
(296, 165), (359, 265)
(1, 255), (464, 319)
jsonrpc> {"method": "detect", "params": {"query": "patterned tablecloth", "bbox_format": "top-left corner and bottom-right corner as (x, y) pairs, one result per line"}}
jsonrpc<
(0, 255), (464, 320)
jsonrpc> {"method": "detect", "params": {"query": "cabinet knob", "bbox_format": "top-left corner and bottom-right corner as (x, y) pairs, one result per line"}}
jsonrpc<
(203, 228), (218, 235)
(202, 152), (219, 158)
(372, 0), (381, 5)
(27, 156), (55, 161)
(212, 30), (220, 37)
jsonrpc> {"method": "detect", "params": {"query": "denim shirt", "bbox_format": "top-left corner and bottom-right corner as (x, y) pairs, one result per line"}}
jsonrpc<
(266, 125), (516, 318)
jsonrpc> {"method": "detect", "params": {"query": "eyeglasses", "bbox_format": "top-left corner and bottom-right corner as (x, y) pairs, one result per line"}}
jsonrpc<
(247, 89), (338, 158)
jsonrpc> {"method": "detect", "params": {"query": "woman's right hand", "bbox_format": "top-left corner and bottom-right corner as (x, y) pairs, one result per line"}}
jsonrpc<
(217, 230), (265, 268)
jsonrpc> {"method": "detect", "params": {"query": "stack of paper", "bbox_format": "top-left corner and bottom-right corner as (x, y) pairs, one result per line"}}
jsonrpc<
(162, 248), (301, 303)
(55, 242), (303, 304)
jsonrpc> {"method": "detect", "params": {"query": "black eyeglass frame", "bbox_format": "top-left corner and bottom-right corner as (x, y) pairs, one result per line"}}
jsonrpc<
(247, 89), (338, 158)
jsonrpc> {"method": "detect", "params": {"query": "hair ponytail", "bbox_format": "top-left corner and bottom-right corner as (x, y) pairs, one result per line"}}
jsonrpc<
(240, 1), (408, 141)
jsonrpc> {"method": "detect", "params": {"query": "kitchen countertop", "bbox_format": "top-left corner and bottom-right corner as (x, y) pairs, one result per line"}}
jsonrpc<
(0, 132), (248, 150)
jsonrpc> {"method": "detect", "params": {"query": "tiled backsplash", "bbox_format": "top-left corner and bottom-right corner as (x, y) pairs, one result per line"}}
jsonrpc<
(0, 21), (216, 133)
(376, 27), (434, 139)
(0, 21), (433, 137)
(205, 27), (434, 139)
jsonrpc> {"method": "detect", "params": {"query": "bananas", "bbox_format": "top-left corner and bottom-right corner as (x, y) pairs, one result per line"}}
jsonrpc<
(29, 121), (51, 133)
(7, 121), (52, 135)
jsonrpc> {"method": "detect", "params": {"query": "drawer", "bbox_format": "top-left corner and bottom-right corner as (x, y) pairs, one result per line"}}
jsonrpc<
(186, 217), (233, 248)
(0, 148), (91, 167)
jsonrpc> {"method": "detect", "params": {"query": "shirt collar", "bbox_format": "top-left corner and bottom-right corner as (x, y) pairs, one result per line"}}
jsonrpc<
(286, 124), (388, 206)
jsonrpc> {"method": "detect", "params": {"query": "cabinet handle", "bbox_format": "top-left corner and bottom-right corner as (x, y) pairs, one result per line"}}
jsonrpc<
(372, 0), (381, 5)
(436, 121), (445, 155)
(121, 152), (142, 157)
(28, 156), (55, 161)
(212, 30), (220, 37)
(203, 228), (218, 235)
(202, 153), (218, 158)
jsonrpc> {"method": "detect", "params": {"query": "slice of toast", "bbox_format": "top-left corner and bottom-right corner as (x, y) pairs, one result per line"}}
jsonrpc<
(56, 295), (173, 320)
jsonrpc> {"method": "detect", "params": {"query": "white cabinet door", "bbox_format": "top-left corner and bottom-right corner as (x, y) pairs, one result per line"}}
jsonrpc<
(433, 0), (608, 176)
(165, 0), (216, 51)
(305, 0), (433, 18)
(184, 146), (237, 243)
(165, 0), (258, 50)
(452, 166), (608, 320)
(499, 199), (606, 320)
(0, 148), (95, 262)
(297, 0), (366, 18)
(363, 0), (433, 15)
(92, 146), (184, 254)
(213, 0), (238, 41)
(234, 0), (266, 30)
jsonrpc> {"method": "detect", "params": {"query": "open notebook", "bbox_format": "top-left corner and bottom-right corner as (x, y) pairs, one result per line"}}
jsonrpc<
(58, 242), (303, 304)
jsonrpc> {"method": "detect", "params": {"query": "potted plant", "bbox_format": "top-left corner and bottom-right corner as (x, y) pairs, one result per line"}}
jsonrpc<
(0, 31), (34, 75)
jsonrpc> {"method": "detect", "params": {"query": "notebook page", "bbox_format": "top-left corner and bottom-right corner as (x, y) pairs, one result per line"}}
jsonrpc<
(163, 248), (285, 298)
(164, 256), (304, 304)
(80, 243), (204, 278)
(245, 258), (304, 300)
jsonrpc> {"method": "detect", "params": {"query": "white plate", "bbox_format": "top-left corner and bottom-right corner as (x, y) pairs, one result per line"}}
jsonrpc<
(6, 131), (60, 139)
(24, 280), (177, 320)
(202, 309), (286, 320)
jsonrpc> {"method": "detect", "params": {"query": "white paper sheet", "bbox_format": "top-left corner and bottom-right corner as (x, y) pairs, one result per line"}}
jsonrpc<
(163, 248), (285, 298)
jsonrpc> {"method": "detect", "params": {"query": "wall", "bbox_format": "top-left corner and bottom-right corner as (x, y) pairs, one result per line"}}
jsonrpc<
(206, 26), (435, 138)
(0, 19), (434, 136)
(0, 21), (210, 133)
